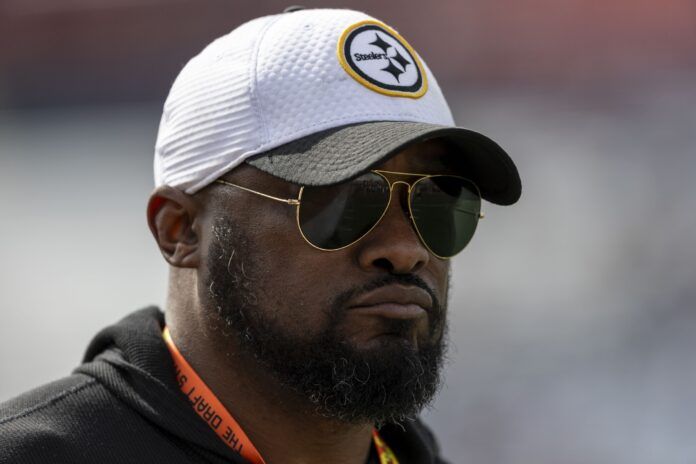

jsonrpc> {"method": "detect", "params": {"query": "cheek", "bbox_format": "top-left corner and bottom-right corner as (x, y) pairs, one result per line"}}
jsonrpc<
(433, 261), (450, 302)
(253, 251), (344, 336)
(246, 216), (348, 335)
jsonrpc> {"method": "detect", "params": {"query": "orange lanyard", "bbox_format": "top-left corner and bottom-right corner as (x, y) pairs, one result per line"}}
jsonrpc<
(163, 327), (265, 464)
(162, 326), (399, 464)
(371, 429), (400, 464)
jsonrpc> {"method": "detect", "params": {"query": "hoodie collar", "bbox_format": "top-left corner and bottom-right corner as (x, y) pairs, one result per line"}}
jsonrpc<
(75, 306), (246, 463)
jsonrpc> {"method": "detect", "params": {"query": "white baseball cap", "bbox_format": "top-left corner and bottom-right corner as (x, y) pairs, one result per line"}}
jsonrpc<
(154, 7), (521, 205)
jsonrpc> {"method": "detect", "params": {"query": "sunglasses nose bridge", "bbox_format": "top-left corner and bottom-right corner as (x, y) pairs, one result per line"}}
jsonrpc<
(384, 179), (413, 211)
(388, 179), (412, 192)
(378, 179), (421, 239)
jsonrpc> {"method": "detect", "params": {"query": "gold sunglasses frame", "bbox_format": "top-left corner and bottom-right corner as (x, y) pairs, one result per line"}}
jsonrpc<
(215, 170), (484, 259)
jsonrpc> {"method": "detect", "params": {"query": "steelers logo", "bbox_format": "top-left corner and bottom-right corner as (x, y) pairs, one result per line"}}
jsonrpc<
(338, 20), (428, 98)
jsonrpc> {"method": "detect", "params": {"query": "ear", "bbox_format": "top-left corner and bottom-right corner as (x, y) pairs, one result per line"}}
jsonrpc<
(147, 186), (201, 268)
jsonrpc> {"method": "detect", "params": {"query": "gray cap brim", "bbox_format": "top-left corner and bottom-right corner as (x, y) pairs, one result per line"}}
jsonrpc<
(246, 121), (521, 205)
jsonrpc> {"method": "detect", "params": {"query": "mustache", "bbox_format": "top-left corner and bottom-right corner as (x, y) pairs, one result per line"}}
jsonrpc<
(329, 274), (443, 323)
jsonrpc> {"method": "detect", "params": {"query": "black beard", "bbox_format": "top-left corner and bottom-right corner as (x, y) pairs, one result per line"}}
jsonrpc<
(205, 218), (447, 426)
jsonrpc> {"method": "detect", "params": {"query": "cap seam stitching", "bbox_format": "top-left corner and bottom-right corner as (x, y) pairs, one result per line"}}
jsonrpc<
(248, 14), (286, 150)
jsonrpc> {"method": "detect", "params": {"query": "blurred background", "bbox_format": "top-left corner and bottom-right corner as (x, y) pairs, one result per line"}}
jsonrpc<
(1, 0), (695, 462)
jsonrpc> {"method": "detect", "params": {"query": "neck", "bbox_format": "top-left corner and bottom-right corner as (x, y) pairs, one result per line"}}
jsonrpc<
(165, 298), (374, 464)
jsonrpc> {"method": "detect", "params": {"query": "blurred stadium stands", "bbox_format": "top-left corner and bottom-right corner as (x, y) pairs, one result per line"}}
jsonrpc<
(1, 1), (695, 462)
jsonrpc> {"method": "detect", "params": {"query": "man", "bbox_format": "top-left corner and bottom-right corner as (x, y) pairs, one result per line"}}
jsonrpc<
(0, 7), (520, 464)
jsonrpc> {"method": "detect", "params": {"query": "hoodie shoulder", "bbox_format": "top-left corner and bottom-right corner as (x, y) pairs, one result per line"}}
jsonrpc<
(0, 373), (104, 463)
(0, 307), (240, 464)
(0, 373), (98, 422)
(0, 367), (213, 464)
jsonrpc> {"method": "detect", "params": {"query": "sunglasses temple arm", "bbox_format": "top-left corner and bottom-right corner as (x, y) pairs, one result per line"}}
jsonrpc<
(215, 180), (300, 205)
(455, 207), (485, 219)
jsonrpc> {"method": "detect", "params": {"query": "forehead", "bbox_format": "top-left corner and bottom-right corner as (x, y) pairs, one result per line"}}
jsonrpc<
(373, 138), (460, 174)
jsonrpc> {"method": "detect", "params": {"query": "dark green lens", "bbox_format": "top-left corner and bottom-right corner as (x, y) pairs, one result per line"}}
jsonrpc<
(409, 176), (481, 257)
(298, 172), (390, 250)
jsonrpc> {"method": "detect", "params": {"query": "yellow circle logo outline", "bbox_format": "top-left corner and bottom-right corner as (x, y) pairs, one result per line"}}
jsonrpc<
(337, 20), (428, 99)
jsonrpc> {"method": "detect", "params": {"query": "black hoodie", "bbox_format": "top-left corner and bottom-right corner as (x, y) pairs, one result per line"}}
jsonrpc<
(0, 307), (448, 463)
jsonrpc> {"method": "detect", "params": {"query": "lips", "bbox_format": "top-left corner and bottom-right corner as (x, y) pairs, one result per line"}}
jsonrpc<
(348, 284), (433, 319)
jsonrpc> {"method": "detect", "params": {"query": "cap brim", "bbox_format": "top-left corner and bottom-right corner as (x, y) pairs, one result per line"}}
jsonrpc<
(246, 121), (521, 205)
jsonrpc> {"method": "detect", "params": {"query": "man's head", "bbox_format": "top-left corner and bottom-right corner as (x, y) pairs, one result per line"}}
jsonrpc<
(147, 8), (520, 426)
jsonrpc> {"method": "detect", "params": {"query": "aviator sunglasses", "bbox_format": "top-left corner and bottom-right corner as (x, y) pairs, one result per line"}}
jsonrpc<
(215, 170), (483, 259)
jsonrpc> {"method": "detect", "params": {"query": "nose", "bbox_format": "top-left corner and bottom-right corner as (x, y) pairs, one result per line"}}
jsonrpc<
(355, 183), (431, 274)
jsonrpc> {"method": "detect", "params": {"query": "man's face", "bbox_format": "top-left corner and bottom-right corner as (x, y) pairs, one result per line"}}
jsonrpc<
(198, 139), (456, 424)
